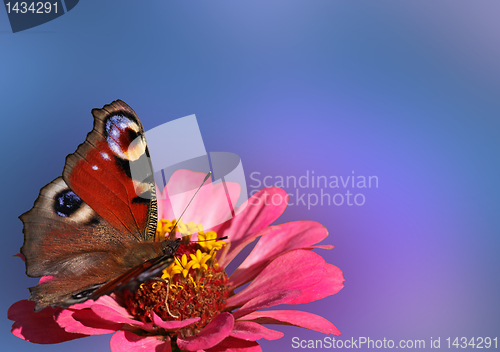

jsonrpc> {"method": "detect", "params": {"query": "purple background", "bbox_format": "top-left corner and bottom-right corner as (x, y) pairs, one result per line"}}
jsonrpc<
(1, 1), (499, 351)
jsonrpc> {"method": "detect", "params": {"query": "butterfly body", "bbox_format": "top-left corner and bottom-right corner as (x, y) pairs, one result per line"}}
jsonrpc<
(20, 100), (174, 312)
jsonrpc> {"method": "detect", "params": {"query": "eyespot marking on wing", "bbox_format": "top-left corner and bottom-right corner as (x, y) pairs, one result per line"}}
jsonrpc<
(54, 189), (82, 217)
(105, 115), (146, 161)
(52, 188), (96, 223)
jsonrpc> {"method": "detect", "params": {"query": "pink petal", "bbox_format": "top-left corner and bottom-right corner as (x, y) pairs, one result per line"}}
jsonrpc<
(313, 244), (335, 249)
(226, 250), (325, 309)
(229, 221), (331, 289)
(65, 299), (97, 310)
(38, 275), (54, 284)
(55, 307), (123, 335)
(13, 252), (25, 261)
(157, 169), (241, 230)
(8, 300), (88, 344)
(90, 296), (154, 331)
(232, 290), (301, 319)
(238, 310), (341, 336)
(204, 337), (262, 352)
(230, 321), (284, 341)
(218, 188), (289, 268)
(286, 263), (345, 305)
(110, 330), (171, 352)
(177, 312), (234, 351)
(151, 312), (200, 330)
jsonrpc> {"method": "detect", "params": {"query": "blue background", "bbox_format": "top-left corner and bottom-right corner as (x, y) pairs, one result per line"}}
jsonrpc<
(1, 1), (499, 351)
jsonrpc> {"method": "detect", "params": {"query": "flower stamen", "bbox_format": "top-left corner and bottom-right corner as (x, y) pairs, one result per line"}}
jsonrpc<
(164, 280), (179, 319)
(123, 218), (230, 336)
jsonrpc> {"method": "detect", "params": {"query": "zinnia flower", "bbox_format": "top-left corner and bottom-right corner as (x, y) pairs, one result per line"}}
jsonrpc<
(8, 169), (345, 351)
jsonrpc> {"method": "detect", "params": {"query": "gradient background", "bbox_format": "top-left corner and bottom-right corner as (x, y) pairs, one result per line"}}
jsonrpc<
(1, 1), (499, 351)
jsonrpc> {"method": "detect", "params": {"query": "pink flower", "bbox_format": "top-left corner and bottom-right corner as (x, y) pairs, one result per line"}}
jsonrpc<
(9, 170), (345, 352)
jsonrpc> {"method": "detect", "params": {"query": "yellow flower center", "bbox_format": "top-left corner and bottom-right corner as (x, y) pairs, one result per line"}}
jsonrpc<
(123, 219), (230, 337)
(156, 218), (226, 280)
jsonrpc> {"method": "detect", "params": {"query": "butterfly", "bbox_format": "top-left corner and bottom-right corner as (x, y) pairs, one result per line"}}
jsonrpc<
(20, 100), (181, 312)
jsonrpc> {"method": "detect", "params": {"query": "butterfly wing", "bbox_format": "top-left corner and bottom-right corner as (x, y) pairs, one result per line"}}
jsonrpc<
(20, 100), (160, 311)
(89, 255), (175, 299)
(63, 100), (157, 241)
(89, 238), (182, 299)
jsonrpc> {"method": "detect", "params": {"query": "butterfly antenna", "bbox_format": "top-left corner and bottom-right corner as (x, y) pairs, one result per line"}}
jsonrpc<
(174, 256), (184, 269)
(168, 172), (227, 271)
(169, 171), (212, 238)
(192, 236), (229, 242)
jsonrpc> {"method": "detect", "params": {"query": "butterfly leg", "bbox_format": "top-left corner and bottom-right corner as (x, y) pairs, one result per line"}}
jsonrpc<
(151, 277), (179, 319)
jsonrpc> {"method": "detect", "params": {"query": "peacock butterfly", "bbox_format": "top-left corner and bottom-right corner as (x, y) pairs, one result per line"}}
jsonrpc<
(20, 100), (181, 312)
